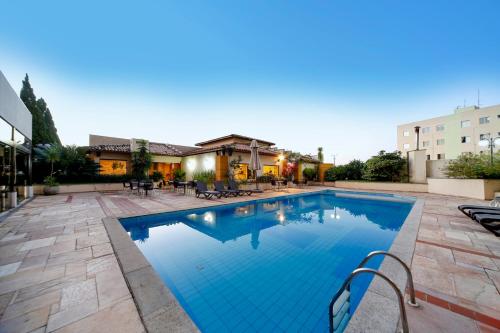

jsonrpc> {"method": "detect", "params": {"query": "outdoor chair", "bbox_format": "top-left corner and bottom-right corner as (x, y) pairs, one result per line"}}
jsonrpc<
(130, 180), (140, 195)
(271, 179), (278, 191)
(458, 205), (500, 218)
(195, 181), (223, 199)
(214, 181), (239, 197)
(228, 180), (263, 196)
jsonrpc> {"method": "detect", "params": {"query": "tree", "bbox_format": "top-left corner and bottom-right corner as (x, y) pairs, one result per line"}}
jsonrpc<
(20, 74), (61, 146)
(363, 151), (407, 182)
(131, 140), (152, 180)
(317, 147), (324, 163)
(45, 145), (61, 176)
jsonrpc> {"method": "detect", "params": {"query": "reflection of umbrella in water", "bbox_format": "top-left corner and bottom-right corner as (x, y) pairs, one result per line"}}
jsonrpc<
(249, 139), (261, 190)
(250, 202), (262, 249)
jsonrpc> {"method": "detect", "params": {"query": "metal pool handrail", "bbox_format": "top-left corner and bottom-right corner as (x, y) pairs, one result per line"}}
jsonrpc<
(356, 251), (419, 307)
(329, 268), (409, 333)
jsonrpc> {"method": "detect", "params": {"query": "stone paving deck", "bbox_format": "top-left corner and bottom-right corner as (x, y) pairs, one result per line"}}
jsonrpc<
(0, 187), (498, 332)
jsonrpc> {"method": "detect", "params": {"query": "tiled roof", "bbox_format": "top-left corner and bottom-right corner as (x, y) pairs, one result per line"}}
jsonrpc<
(88, 144), (130, 153)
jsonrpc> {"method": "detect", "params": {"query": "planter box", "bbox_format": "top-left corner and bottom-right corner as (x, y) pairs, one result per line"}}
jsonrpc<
(34, 183), (124, 195)
(329, 181), (428, 193)
(427, 178), (500, 200)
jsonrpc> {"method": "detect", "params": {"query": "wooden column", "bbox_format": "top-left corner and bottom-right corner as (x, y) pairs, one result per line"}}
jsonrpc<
(216, 155), (229, 181)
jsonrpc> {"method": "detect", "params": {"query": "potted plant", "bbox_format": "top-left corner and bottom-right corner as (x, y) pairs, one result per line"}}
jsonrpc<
(43, 145), (61, 195)
(43, 176), (59, 195)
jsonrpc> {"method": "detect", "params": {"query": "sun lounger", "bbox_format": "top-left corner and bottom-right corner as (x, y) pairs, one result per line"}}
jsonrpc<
(195, 181), (222, 199)
(228, 180), (263, 196)
(458, 205), (500, 217)
(214, 181), (239, 197)
(468, 209), (500, 219)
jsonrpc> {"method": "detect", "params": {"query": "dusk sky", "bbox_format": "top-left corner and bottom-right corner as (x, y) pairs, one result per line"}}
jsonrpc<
(1, 1), (499, 163)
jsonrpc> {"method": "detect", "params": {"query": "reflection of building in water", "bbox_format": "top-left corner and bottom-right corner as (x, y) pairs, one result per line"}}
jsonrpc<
(122, 193), (412, 245)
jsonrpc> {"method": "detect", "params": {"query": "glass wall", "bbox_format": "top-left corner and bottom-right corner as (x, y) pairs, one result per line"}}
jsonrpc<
(0, 117), (31, 212)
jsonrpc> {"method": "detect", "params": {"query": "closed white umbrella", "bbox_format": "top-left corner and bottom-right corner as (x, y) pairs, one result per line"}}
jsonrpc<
(249, 139), (261, 189)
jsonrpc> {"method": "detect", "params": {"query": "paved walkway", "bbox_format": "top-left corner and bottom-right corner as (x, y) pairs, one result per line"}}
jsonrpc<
(0, 188), (498, 332)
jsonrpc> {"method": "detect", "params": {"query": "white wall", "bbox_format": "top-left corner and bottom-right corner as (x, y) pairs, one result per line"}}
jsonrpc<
(0, 70), (32, 140)
(181, 152), (217, 180)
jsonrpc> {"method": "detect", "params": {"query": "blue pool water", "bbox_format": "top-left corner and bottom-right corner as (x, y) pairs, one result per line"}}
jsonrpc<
(120, 190), (414, 332)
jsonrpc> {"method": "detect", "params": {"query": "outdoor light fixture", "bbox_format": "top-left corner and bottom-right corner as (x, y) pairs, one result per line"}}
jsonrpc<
(203, 156), (215, 170)
(187, 159), (196, 171)
(479, 136), (500, 164)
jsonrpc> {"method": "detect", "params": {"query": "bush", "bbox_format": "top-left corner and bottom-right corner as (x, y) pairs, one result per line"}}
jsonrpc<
(363, 151), (407, 182)
(445, 153), (500, 179)
(302, 168), (317, 181)
(345, 159), (365, 180)
(192, 170), (215, 184)
(150, 171), (164, 182)
(324, 165), (347, 181)
(256, 174), (274, 183)
(173, 169), (186, 181)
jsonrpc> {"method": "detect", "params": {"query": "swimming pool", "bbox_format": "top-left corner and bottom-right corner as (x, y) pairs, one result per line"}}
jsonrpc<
(120, 190), (415, 332)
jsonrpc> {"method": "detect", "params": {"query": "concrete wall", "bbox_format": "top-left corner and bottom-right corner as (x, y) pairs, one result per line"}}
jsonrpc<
(34, 183), (123, 195)
(333, 181), (428, 193)
(427, 178), (500, 200)
(426, 159), (449, 178)
(408, 150), (427, 183)
(0, 71), (32, 140)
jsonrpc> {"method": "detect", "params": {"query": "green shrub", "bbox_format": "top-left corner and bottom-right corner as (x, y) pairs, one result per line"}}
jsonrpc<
(445, 152), (500, 179)
(256, 174), (274, 183)
(345, 159), (365, 180)
(302, 168), (317, 181)
(192, 170), (215, 184)
(363, 151), (407, 182)
(324, 165), (347, 181)
(150, 171), (164, 182)
(173, 169), (186, 181)
(43, 176), (59, 186)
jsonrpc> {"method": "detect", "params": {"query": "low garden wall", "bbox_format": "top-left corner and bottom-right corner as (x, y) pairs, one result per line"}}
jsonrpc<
(33, 183), (123, 195)
(427, 178), (500, 200)
(329, 181), (428, 193)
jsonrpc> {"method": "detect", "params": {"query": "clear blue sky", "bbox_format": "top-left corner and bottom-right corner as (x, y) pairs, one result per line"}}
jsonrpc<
(1, 0), (499, 163)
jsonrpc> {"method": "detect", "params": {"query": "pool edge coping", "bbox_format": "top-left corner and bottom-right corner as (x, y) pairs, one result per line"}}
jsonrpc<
(103, 216), (200, 333)
(345, 198), (425, 333)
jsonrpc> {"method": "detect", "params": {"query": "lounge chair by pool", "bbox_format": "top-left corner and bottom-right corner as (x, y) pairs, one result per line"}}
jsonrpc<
(196, 181), (222, 199)
(228, 180), (263, 196)
(214, 181), (239, 197)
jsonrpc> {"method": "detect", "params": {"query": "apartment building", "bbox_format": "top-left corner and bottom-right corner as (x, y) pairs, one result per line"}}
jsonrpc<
(397, 104), (500, 160)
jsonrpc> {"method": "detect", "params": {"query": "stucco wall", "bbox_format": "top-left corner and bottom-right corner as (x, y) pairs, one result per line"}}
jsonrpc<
(34, 183), (123, 195)
(333, 181), (428, 193)
(427, 178), (500, 200)
(181, 152), (217, 180)
(426, 159), (449, 179)
(233, 153), (279, 177)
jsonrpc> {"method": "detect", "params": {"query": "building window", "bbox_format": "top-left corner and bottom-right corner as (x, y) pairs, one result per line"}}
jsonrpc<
(403, 143), (410, 150)
(403, 131), (409, 137)
(426, 155), (430, 160)
(422, 127), (431, 134)
(461, 120), (471, 128)
(461, 136), (471, 143)
(479, 116), (490, 124)
(99, 160), (127, 175)
(479, 133), (490, 141)
(422, 141), (430, 148)
(436, 139), (445, 145)
(437, 153), (445, 160)
(435, 124), (445, 131)
(233, 163), (248, 180)
(263, 165), (279, 177)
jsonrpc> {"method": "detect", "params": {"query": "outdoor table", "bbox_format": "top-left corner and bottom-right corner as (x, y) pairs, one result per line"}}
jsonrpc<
(177, 181), (188, 195)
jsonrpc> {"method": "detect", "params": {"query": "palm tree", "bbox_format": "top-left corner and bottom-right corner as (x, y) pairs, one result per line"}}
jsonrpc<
(45, 145), (61, 176)
(317, 147), (324, 163)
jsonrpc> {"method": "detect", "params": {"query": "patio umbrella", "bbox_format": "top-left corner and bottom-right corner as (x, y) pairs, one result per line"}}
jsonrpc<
(249, 139), (261, 189)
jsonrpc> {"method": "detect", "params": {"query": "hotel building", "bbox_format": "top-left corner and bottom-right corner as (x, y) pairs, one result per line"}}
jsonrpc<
(397, 104), (500, 160)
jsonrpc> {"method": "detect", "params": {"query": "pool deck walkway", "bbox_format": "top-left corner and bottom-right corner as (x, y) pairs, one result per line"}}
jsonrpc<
(0, 187), (498, 332)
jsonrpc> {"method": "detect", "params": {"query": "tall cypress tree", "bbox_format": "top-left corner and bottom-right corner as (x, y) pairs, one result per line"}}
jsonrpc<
(20, 74), (61, 145)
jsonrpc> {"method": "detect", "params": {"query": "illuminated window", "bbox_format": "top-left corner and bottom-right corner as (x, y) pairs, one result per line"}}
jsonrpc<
(263, 165), (278, 177)
(99, 160), (127, 175)
(233, 164), (248, 180)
